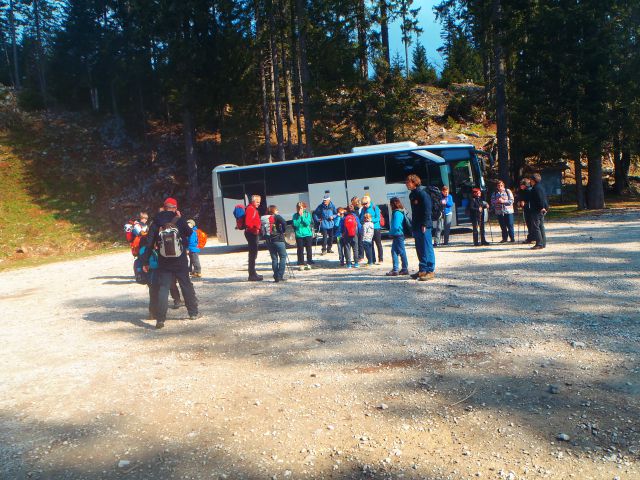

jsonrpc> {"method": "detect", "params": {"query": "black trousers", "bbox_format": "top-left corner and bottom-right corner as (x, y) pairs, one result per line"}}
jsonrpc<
(155, 270), (198, 321)
(471, 215), (487, 245)
(357, 230), (364, 260)
(372, 228), (383, 262)
(530, 211), (547, 247)
(245, 231), (259, 276)
(524, 209), (534, 241)
(296, 236), (313, 264)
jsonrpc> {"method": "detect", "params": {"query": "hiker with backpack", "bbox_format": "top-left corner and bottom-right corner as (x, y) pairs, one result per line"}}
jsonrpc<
(140, 197), (199, 329)
(313, 195), (337, 255)
(186, 219), (207, 278)
(360, 195), (383, 264)
(469, 188), (490, 246)
(386, 197), (410, 276)
(528, 173), (549, 250)
(425, 185), (445, 247)
(261, 205), (288, 282)
(350, 196), (363, 262)
(490, 180), (515, 243)
(334, 208), (346, 266)
(433, 186), (454, 246)
(292, 201), (314, 270)
(243, 195), (263, 281)
(342, 205), (361, 268)
(405, 174), (436, 281)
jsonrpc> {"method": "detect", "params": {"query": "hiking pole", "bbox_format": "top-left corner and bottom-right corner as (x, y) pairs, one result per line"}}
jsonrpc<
(486, 211), (494, 242)
(517, 210), (521, 243)
(285, 251), (296, 279)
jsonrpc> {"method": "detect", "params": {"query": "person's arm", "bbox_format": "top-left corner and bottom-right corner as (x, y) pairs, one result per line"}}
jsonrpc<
(301, 211), (311, 226)
(420, 189), (431, 229)
(292, 213), (300, 229)
(140, 223), (159, 271)
(505, 190), (514, 206)
(446, 195), (454, 209)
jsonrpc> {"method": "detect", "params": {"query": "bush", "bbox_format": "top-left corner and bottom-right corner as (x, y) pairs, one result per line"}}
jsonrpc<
(444, 94), (477, 121)
(17, 88), (46, 111)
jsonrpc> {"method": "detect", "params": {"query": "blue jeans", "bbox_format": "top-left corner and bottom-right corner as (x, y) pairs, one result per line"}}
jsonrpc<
(363, 241), (374, 264)
(412, 227), (435, 273)
(391, 236), (408, 272)
(497, 213), (515, 241)
(268, 241), (287, 280)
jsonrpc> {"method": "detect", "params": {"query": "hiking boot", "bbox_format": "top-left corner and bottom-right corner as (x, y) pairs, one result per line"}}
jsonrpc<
(188, 313), (200, 320)
(499, 239), (507, 243)
(304, 264), (311, 270)
(410, 271), (421, 279)
(386, 270), (399, 276)
(346, 264), (352, 269)
(191, 272), (202, 278)
(398, 269), (409, 275)
(481, 241), (490, 246)
(171, 300), (183, 309)
(418, 272), (436, 281)
(353, 263), (360, 268)
(248, 274), (264, 281)
(155, 320), (165, 329)
(531, 245), (545, 250)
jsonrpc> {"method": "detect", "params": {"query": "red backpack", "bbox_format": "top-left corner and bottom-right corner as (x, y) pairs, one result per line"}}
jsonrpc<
(196, 229), (208, 249)
(344, 214), (357, 238)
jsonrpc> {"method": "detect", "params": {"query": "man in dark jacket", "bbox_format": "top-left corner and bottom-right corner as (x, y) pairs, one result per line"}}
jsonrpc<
(517, 178), (534, 243)
(141, 197), (198, 329)
(528, 173), (549, 250)
(406, 174), (436, 281)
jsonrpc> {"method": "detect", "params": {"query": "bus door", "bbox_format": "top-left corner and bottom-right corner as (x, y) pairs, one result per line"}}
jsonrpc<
(448, 159), (475, 224)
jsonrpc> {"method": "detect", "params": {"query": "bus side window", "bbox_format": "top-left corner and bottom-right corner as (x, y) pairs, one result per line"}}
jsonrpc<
(385, 153), (428, 183)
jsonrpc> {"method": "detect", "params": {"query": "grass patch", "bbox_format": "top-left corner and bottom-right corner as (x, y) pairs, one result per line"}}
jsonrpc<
(547, 198), (640, 219)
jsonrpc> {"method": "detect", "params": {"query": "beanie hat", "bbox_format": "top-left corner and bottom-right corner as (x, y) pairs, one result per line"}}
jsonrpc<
(187, 219), (195, 228)
(164, 197), (178, 208)
(323, 194), (330, 201)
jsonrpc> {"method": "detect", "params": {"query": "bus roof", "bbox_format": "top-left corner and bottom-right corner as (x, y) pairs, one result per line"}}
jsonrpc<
(213, 143), (476, 173)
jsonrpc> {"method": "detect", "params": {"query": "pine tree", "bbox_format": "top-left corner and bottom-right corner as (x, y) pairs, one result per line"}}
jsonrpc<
(410, 42), (436, 84)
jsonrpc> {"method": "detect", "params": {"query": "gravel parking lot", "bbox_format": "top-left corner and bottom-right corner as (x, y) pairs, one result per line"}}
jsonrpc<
(1, 210), (639, 479)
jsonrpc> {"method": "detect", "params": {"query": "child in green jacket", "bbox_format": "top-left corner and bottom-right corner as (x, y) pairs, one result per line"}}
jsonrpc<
(292, 201), (314, 269)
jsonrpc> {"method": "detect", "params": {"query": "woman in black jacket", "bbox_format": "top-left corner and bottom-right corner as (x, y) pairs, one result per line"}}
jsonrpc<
(262, 205), (289, 282)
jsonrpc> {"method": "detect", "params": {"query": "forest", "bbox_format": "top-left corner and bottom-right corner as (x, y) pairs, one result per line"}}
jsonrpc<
(0, 0), (638, 210)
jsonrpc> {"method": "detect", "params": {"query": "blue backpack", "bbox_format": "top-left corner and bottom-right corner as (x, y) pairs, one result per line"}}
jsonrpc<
(232, 204), (246, 230)
(133, 246), (158, 285)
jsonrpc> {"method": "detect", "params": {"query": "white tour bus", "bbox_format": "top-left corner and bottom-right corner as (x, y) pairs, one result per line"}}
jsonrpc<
(212, 142), (488, 246)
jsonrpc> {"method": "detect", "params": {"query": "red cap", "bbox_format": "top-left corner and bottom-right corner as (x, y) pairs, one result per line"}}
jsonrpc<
(164, 197), (178, 208)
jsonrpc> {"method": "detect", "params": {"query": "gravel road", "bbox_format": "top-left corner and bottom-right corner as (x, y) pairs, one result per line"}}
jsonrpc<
(1, 210), (639, 479)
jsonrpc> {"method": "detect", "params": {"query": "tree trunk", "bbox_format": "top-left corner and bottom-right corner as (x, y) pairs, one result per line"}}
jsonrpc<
(33, 0), (48, 105)
(296, 0), (313, 156)
(492, 0), (509, 186)
(281, 37), (294, 149)
(614, 134), (631, 194)
(574, 150), (586, 210)
(379, 0), (391, 68)
(356, 0), (368, 80)
(290, 0), (304, 157)
(256, 1), (272, 162)
(9, 0), (20, 90)
(267, 0), (285, 161)
(586, 144), (605, 209)
(182, 109), (199, 201)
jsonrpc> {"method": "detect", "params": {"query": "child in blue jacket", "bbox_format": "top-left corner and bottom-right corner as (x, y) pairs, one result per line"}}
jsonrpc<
(186, 219), (202, 277)
(386, 197), (409, 275)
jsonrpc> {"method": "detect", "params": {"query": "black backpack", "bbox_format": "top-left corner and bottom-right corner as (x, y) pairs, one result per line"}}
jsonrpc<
(158, 216), (184, 258)
(427, 186), (444, 221)
(401, 210), (413, 237)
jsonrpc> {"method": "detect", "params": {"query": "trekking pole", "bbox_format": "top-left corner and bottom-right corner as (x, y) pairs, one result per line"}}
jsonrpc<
(517, 209), (521, 242)
(486, 211), (494, 242)
(285, 252), (296, 279)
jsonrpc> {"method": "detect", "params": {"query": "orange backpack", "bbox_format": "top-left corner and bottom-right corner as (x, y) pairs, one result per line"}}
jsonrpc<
(196, 229), (208, 249)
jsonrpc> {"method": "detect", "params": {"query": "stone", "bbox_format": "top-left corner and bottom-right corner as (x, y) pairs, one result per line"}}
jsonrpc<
(557, 433), (570, 441)
(117, 460), (130, 469)
(548, 384), (560, 394)
(377, 403), (388, 410)
(571, 341), (586, 349)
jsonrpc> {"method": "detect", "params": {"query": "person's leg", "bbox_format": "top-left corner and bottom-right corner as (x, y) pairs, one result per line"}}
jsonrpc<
(391, 237), (400, 271)
(443, 214), (452, 244)
(497, 215), (506, 241)
(531, 213), (543, 246)
(344, 238), (352, 265)
(321, 228), (328, 253)
(245, 231), (259, 277)
(373, 229), (383, 262)
(268, 243), (278, 279)
(398, 236), (409, 271)
(480, 216), (488, 244)
(472, 218), (480, 245)
(175, 270), (198, 316)
(304, 236), (313, 264)
(413, 228), (427, 271)
(433, 218), (442, 246)
(169, 277), (181, 303)
(148, 273), (159, 319)
(424, 228), (436, 272)
(364, 241), (373, 264)
(296, 237), (304, 265)
(506, 213), (515, 241)
(191, 252), (201, 274)
(156, 271), (172, 326)
(276, 242), (287, 279)
(338, 237), (345, 264)
(540, 214), (546, 247)
(327, 229), (334, 253)
(525, 210), (534, 242)
(358, 231), (364, 260)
